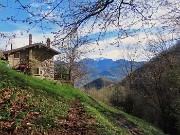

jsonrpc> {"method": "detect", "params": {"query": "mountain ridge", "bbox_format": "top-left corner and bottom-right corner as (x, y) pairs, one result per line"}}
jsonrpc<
(75, 58), (145, 87)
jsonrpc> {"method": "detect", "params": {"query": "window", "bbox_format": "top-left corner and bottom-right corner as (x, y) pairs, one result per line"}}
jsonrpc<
(32, 68), (42, 76)
(36, 68), (39, 74)
(14, 52), (20, 58)
(32, 68), (39, 74)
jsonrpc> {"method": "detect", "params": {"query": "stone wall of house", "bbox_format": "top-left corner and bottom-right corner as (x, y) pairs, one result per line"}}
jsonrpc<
(8, 53), (18, 67)
(31, 47), (55, 80)
(20, 50), (29, 65)
(0, 50), (4, 59)
(8, 54), (13, 66)
(41, 57), (54, 79)
(7, 51), (28, 68)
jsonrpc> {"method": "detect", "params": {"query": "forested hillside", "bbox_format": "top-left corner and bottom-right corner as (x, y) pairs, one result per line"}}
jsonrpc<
(112, 43), (180, 134)
(84, 78), (113, 90)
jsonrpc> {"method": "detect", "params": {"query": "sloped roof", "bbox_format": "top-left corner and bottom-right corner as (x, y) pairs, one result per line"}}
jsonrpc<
(3, 43), (59, 55)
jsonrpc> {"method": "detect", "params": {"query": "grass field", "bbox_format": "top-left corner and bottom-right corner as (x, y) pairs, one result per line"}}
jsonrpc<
(0, 60), (164, 134)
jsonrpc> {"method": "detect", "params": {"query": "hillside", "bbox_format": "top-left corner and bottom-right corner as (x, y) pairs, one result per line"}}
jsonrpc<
(83, 78), (113, 90)
(0, 60), (164, 135)
(118, 43), (180, 134)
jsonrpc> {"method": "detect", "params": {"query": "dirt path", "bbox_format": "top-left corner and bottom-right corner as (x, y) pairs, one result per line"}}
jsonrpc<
(113, 114), (146, 135)
(59, 100), (145, 135)
(0, 89), (97, 135)
(0, 88), (145, 135)
(59, 100), (97, 135)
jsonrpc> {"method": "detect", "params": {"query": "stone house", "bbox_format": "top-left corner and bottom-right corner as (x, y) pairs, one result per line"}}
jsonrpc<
(3, 34), (59, 80)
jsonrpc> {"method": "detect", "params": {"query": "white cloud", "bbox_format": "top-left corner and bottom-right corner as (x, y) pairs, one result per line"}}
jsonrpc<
(83, 46), (148, 61)
(79, 29), (178, 61)
(0, 26), (56, 51)
(0, 0), (178, 62)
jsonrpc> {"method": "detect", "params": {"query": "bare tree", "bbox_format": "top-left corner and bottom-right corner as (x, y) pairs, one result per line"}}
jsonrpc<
(0, 0), (179, 48)
(116, 44), (144, 86)
(56, 31), (89, 85)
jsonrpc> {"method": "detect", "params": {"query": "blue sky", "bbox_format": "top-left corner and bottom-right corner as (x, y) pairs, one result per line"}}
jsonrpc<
(0, 0), (179, 61)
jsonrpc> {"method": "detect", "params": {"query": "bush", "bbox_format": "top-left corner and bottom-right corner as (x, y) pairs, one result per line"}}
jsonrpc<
(109, 86), (126, 109)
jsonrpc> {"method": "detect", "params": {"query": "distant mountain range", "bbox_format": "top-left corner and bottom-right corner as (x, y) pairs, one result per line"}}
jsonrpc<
(54, 58), (146, 88)
(75, 58), (145, 88)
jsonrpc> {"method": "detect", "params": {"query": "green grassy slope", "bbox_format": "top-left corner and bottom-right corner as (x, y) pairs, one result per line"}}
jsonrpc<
(0, 60), (164, 135)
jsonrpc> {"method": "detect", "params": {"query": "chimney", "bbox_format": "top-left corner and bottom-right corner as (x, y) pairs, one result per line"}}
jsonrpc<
(29, 34), (32, 45)
(47, 38), (50, 48)
(11, 44), (12, 50)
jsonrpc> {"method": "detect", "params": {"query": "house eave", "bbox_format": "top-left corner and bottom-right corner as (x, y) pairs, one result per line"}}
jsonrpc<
(3, 43), (59, 55)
